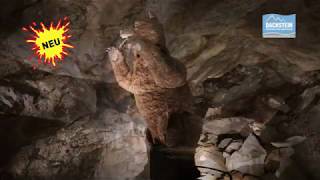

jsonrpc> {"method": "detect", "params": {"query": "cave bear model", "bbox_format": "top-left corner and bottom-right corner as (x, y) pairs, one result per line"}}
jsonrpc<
(107, 15), (193, 145)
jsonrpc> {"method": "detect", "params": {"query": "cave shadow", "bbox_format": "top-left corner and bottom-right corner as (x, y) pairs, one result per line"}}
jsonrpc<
(149, 112), (203, 180)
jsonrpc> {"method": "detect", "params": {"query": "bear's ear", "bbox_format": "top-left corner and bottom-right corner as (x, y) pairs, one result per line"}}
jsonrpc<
(146, 10), (155, 19)
(145, 10), (162, 30)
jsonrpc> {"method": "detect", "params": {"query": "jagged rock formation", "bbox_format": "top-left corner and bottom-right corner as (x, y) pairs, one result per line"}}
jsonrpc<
(148, 0), (320, 179)
(195, 111), (306, 180)
(8, 109), (147, 180)
(1, 1), (149, 180)
(0, 0), (320, 180)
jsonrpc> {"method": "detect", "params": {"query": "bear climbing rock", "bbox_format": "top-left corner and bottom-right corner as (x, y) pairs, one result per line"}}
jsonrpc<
(107, 16), (194, 146)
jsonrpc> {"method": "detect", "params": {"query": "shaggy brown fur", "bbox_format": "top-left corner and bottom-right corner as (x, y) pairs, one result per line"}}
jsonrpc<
(107, 17), (193, 145)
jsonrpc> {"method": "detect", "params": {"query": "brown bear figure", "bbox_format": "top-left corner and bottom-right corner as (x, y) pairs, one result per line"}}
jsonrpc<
(107, 15), (195, 146)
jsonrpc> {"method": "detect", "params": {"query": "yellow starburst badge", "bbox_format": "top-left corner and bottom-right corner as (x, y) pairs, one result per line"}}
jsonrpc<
(23, 17), (74, 67)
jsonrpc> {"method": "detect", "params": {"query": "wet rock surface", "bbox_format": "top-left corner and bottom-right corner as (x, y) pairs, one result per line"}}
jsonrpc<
(195, 112), (306, 180)
(8, 109), (147, 180)
(0, 0), (320, 180)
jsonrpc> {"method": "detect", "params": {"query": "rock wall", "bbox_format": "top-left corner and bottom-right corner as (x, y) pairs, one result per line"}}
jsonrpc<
(1, 0), (320, 180)
(0, 1), (149, 179)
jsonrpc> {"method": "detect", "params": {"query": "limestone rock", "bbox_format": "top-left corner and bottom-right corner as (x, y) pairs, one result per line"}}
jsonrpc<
(0, 75), (96, 124)
(2, 0), (145, 83)
(226, 134), (266, 176)
(168, 34), (207, 61)
(203, 117), (253, 137)
(271, 136), (306, 148)
(195, 145), (227, 178)
(225, 141), (243, 154)
(8, 109), (147, 180)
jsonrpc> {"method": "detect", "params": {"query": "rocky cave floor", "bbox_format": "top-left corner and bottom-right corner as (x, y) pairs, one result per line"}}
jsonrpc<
(1, 0), (320, 180)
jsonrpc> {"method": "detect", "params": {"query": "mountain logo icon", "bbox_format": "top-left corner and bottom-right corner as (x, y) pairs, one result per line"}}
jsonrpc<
(266, 15), (285, 22)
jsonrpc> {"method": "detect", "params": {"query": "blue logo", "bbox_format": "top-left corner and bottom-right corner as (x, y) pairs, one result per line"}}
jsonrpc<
(262, 14), (296, 38)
